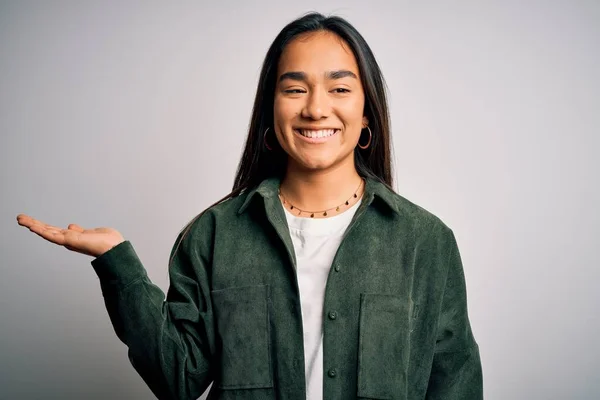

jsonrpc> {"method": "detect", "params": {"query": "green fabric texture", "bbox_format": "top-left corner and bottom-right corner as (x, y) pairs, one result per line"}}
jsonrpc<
(91, 176), (483, 400)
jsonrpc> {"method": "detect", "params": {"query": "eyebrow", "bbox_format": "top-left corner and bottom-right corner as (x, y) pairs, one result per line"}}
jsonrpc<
(278, 70), (358, 83)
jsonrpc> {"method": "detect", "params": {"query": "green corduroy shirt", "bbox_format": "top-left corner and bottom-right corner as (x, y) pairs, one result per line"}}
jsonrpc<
(91, 176), (483, 400)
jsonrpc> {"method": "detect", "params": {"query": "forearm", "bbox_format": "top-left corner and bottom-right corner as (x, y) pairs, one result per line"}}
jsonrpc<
(92, 241), (213, 400)
(426, 343), (483, 400)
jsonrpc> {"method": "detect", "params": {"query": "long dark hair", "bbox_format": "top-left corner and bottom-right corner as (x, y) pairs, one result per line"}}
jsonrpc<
(235, 11), (392, 192)
(171, 12), (393, 257)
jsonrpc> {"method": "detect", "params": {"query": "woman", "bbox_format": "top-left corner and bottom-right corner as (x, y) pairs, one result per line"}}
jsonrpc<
(17, 12), (482, 400)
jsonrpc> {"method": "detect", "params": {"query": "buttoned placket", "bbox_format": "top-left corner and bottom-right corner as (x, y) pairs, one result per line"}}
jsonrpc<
(320, 193), (373, 399)
(262, 193), (308, 399)
(262, 186), (375, 400)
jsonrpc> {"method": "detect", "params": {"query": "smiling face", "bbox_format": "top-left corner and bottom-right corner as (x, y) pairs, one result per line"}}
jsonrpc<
(273, 30), (368, 173)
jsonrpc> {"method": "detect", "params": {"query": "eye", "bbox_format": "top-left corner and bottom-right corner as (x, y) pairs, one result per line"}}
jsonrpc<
(332, 88), (351, 93)
(284, 89), (306, 94)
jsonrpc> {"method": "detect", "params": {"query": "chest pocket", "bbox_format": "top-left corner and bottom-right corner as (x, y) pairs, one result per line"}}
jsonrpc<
(211, 284), (273, 390)
(357, 293), (414, 400)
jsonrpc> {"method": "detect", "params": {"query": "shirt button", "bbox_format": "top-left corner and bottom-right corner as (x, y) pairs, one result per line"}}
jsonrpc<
(334, 264), (340, 272)
(328, 368), (337, 378)
(328, 311), (338, 320)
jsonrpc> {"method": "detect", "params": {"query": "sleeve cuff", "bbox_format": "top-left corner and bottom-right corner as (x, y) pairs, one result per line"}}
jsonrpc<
(91, 240), (147, 285)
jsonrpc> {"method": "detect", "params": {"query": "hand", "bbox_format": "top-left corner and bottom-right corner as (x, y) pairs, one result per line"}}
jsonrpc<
(16, 214), (125, 258)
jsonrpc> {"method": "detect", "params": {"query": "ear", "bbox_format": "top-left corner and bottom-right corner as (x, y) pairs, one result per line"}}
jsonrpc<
(362, 116), (369, 128)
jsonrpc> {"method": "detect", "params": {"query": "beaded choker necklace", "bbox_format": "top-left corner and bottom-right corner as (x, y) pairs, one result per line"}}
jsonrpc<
(278, 179), (365, 218)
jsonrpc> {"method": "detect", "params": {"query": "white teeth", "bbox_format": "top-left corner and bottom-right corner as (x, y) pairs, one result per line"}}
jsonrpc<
(298, 129), (337, 138)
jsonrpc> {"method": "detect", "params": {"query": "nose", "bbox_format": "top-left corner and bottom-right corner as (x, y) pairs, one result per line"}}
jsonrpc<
(301, 88), (330, 120)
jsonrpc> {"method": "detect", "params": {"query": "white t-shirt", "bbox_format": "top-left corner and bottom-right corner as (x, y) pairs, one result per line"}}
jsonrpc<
(283, 198), (362, 400)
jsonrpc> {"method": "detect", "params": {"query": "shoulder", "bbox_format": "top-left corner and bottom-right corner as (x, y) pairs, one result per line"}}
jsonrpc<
(381, 186), (455, 245)
(175, 191), (250, 247)
(382, 190), (460, 279)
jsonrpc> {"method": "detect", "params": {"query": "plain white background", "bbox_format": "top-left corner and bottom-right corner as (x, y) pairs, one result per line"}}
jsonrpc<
(1, 1), (598, 399)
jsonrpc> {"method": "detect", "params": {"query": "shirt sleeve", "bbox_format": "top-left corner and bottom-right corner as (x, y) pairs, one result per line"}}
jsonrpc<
(90, 226), (215, 400)
(425, 229), (483, 399)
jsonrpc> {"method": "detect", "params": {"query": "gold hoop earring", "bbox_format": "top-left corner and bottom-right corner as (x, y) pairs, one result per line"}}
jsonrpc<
(264, 127), (272, 151)
(358, 126), (372, 150)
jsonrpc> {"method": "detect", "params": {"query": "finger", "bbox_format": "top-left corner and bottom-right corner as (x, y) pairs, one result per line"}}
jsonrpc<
(16, 214), (43, 227)
(16, 214), (37, 227)
(17, 214), (61, 231)
(28, 225), (68, 245)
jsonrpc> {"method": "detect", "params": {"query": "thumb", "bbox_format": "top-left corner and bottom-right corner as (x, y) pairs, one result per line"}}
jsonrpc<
(67, 223), (85, 233)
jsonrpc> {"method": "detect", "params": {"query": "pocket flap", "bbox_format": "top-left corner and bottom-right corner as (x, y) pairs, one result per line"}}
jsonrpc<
(357, 293), (412, 399)
(211, 284), (273, 390)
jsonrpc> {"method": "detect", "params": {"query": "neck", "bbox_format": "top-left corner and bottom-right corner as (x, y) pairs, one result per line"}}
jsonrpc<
(280, 159), (363, 213)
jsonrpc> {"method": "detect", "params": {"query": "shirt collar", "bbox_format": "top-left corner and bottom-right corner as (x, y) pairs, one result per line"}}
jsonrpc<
(237, 175), (400, 215)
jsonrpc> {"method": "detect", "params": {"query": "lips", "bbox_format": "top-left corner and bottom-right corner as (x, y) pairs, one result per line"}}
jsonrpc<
(294, 128), (339, 139)
(292, 128), (340, 144)
(294, 129), (339, 138)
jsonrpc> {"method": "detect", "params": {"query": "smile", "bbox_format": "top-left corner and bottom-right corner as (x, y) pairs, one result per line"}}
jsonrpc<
(293, 128), (340, 143)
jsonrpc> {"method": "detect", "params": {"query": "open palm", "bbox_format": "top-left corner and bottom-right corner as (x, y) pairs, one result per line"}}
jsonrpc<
(16, 214), (124, 258)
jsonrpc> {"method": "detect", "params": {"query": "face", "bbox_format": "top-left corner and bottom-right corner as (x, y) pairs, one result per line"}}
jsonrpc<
(273, 31), (368, 173)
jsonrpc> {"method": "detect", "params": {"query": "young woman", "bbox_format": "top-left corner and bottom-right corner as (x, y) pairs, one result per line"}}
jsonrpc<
(17, 12), (482, 400)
